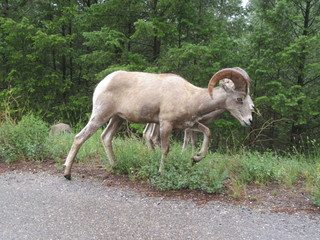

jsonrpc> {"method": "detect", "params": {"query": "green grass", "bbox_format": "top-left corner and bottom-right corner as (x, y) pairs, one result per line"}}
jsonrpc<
(48, 130), (319, 204)
(1, 115), (320, 207)
(0, 114), (50, 162)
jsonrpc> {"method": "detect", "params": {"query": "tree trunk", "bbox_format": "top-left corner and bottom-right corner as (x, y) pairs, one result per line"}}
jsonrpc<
(153, 36), (161, 61)
(152, 0), (161, 61)
(2, 0), (9, 17)
(290, 0), (311, 145)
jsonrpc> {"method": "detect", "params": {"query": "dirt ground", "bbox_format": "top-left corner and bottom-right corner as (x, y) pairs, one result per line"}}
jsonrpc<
(0, 159), (319, 218)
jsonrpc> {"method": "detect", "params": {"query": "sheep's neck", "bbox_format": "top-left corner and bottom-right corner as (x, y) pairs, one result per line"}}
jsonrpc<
(193, 87), (226, 117)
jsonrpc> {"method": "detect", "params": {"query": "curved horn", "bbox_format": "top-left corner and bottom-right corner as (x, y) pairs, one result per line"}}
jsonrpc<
(208, 68), (249, 98)
(233, 67), (251, 92)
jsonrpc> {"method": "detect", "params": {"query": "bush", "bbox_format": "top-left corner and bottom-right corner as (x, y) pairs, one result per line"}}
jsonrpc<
(112, 139), (227, 193)
(310, 164), (320, 207)
(112, 137), (162, 178)
(46, 131), (75, 162)
(312, 186), (320, 207)
(0, 114), (49, 162)
(237, 152), (277, 184)
(2, 115), (319, 203)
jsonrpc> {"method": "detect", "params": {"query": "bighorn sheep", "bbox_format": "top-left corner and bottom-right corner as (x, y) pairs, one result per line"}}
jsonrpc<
(50, 123), (72, 135)
(143, 79), (238, 152)
(143, 122), (161, 150)
(143, 109), (224, 152)
(64, 68), (254, 179)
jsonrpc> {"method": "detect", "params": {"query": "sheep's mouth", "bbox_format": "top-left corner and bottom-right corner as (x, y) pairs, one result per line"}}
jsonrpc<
(243, 119), (252, 127)
(230, 112), (252, 127)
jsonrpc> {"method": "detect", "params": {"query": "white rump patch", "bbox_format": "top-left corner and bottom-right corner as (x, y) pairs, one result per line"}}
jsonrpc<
(93, 71), (121, 104)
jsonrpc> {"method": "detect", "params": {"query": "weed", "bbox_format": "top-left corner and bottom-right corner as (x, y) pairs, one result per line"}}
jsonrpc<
(50, 135), (320, 202)
(229, 177), (247, 199)
(236, 151), (277, 185)
(0, 114), (49, 162)
(310, 164), (320, 207)
(1, 115), (320, 205)
(113, 140), (227, 193)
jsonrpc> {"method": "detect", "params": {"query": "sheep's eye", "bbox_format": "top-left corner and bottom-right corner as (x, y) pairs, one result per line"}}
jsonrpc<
(237, 98), (243, 103)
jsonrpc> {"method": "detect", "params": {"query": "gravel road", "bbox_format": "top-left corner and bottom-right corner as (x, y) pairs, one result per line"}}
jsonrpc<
(0, 171), (319, 240)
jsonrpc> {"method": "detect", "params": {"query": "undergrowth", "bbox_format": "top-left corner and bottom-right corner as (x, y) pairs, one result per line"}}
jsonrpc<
(0, 114), (49, 162)
(52, 132), (320, 206)
(0, 115), (320, 207)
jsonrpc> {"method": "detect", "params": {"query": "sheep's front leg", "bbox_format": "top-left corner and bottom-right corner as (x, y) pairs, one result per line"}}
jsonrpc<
(188, 122), (211, 162)
(101, 116), (124, 167)
(159, 121), (173, 174)
(150, 123), (160, 148)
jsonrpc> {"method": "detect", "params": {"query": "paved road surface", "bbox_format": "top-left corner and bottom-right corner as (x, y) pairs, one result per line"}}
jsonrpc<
(0, 171), (319, 240)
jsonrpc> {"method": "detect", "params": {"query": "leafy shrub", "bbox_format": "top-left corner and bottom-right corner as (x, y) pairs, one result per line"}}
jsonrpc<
(312, 184), (320, 207)
(112, 137), (161, 178)
(0, 114), (49, 162)
(238, 153), (277, 184)
(46, 132), (320, 205)
(310, 164), (320, 207)
(82, 137), (318, 196)
(46, 131), (75, 162)
(3, 117), (315, 200)
(47, 128), (108, 165)
(112, 139), (227, 193)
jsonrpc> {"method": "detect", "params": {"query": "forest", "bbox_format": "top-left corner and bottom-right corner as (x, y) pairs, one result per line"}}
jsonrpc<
(1, 0), (320, 153)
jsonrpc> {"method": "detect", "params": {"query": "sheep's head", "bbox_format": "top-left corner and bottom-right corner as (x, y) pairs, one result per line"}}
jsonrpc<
(208, 68), (255, 126)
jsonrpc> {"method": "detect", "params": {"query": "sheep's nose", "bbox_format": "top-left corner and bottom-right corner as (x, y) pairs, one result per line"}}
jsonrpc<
(244, 118), (252, 126)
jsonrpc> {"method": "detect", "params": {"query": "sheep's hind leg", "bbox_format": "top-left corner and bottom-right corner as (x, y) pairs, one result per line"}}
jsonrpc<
(182, 129), (191, 152)
(150, 123), (161, 148)
(101, 116), (124, 167)
(143, 123), (156, 150)
(190, 131), (198, 155)
(182, 129), (198, 154)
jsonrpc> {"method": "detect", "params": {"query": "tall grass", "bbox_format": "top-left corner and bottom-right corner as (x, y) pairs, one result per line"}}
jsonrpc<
(0, 114), (49, 162)
(0, 114), (319, 206)
(47, 128), (106, 165)
(51, 130), (319, 204)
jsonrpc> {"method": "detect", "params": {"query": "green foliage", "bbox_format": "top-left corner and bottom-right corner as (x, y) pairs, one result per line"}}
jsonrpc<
(1, 0), (320, 153)
(112, 140), (227, 193)
(232, 151), (312, 186)
(312, 189), (320, 207)
(1, 112), (319, 204)
(247, 0), (320, 149)
(237, 152), (277, 184)
(81, 27), (127, 75)
(255, 81), (316, 126)
(129, 123), (146, 136)
(106, 138), (320, 204)
(58, 135), (317, 197)
(46, 131), (75, 163)
(310, 164), (320, 207)
(0, 115), (49, 162)
(112, 137), (161, 178)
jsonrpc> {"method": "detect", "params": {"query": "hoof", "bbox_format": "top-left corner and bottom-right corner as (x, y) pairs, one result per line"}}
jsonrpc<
(64, 174), (72, 180)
